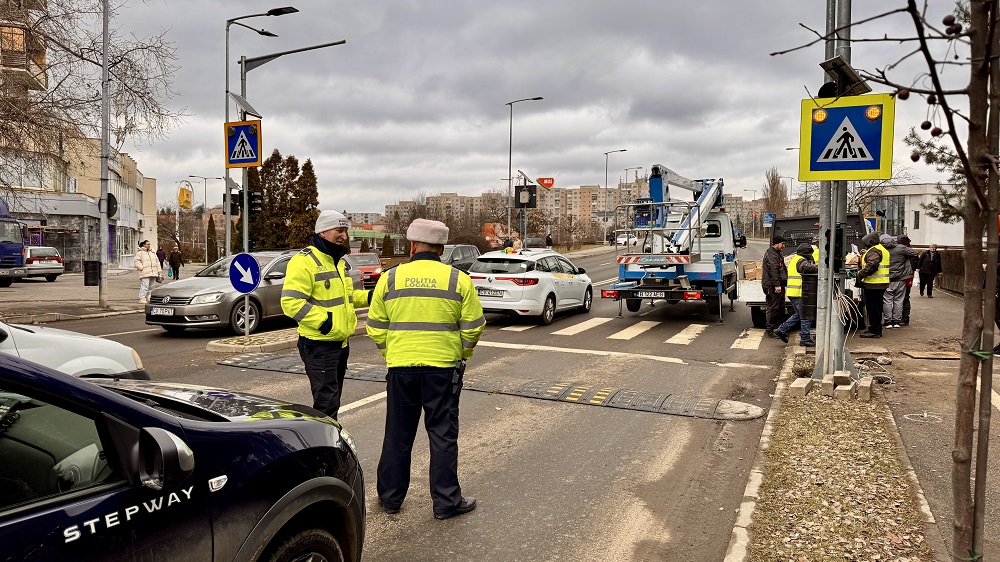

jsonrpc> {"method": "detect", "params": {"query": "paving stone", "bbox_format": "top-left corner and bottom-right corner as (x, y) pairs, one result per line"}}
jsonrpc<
(835, 381), (857, 400)
(788, 377), (813, 398)
(858, 378), (873, 402)
(822, 374), (835, 397)
(833, 370), (852, 386)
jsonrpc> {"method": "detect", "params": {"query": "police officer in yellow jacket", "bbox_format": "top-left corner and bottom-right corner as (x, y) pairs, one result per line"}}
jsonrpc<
(857, 231), (890, 338)
(367, 218), (485, 520)
(281, 210), (369, 419)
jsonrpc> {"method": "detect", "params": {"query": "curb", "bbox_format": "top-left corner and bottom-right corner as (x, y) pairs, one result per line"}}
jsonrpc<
(205, 322), (368, 353)
(1, 309), (143, 324)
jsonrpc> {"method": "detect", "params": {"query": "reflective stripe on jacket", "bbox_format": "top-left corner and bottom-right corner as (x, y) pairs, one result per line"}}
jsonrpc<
(786, 254), (805, 298)
(281, 247), (369, 343)
(366, 259), (485, 368)
(860, 244), (890, 285)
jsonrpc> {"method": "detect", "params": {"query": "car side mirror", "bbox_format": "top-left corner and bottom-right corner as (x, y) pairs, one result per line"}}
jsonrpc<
(264, 271), (285, 280)
(139, 428), (195, 491)
(577, 267), (586, 274)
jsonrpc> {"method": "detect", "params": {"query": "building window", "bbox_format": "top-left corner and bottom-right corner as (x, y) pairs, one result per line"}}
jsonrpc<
(913, 210), (920, 230)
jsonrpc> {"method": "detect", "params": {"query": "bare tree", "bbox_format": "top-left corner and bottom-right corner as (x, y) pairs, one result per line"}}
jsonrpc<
(761, 167), (789, 217)
(478, 188), (508, 224)
(774, 1), (997, 556)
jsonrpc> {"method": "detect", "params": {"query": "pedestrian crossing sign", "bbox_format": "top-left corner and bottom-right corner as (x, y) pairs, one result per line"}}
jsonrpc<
(225, 120), (263, 169)
(798, 93), (894, 181)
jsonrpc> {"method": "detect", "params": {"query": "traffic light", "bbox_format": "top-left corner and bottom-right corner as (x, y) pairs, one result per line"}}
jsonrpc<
(823, 226), (845, 270)
(224, 193), (239, 216)
(249, 191), (263, 215)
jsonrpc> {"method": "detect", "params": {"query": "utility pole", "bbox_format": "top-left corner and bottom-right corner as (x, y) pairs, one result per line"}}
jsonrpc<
(99, 0), (110, 307)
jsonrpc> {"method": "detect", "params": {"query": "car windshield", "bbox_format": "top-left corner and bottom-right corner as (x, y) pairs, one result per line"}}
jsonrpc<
(469, 258), (530, 274)
(442, 248), (455, 261)
(0, 221), (22, 244)
(348, 254), (380, 266)
(29, 247), (59, 257)
(197, 255), (275, 278)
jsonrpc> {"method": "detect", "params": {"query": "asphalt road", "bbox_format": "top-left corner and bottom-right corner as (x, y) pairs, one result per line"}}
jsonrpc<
(54, 247), (783, 561)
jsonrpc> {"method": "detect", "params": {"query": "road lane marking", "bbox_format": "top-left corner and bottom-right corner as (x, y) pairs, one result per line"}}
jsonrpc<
(476, 340), (687, 364)
(340, 391), (388, 414)
(607, 320), (659, 340)
(730, 329), (765, 349)
(551, 317), (614, 336)
(666, 324), (708, 345)
(97, 328), (160, 337)
(500, 325), (536, 331)
(593, 278), (618, 286)
(599, 262), (612, 266)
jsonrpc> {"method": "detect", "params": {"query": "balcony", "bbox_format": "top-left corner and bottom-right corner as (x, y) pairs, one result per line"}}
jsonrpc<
(0, 24), (46, 91)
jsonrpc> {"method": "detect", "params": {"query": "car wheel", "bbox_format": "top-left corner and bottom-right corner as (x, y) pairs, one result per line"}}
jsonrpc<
(625, 298), (641, 312)
(45, 274), (58, 282)
(265, 528), (344, 562)
(578, 287), (592, 313)
(162, 325), (187, 333)
(0, 278), (11, 288)
(539, 294), (556, 325)
(230, 299), (260, 335)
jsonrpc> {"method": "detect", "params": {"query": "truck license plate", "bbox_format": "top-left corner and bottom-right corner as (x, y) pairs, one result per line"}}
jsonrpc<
(635, 290), (666, 298)
(477, 287), (504, 298)
(150, 307), (174, 316)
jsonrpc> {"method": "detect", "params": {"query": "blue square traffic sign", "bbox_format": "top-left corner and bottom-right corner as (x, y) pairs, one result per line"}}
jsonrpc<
(225, 120), (263, 169)
(798, 93), (895, 181)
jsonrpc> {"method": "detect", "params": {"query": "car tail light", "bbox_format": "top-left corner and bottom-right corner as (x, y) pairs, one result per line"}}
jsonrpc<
(496, 277), (538, 286)
(469, 275), (485, 280)
(601, 289), (618, 299)
(683, 291), (701, 300)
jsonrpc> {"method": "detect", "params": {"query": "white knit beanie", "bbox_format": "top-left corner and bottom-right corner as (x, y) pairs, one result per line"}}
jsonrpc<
(315, 210), (350, 233)
(406, 218), (449, 245)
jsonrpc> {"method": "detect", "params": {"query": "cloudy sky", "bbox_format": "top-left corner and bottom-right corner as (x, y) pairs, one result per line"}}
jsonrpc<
(114, 0), (958, 214)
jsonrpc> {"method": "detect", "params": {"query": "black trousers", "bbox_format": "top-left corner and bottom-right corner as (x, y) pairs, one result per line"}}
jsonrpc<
(919, 273), (937, 296)
(377, 366), (462, 515)
(764, 286), (784, 330)
(298, 337), (348, 419)
(863, 287), (886, 335)
(902, 283), (911, 323)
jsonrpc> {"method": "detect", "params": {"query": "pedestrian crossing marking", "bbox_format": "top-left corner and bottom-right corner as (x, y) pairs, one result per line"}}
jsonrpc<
(551, 316), (614, 336)
(666, 323), (708, 345)
(730, 329), (765, 349)
(500, 325), (536, 332)
(230, 130), (257, 161)
(817, 116), (873, 163)
(607, 320), (660, 340)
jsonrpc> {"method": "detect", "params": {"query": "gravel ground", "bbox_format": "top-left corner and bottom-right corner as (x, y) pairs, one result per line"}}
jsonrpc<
(747, 383), (935, 561)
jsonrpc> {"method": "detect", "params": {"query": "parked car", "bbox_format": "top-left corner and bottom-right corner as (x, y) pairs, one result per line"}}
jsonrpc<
(468, 248), (593, 325)
(344, 252), (383, 289)
(616, 234), (638, 246)
(145, 250), (364, 335)
(23, 245), (64, 281)
(0, 353), (365, 561)
(442, 244), (481, 272)
(523, 237), (546, 249)
(0, 319), (149, 379)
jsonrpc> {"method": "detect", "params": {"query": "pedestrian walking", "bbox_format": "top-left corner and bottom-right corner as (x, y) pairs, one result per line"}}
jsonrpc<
(917, 243), (942, 297)
(762, 235), (787, 337)
(367, 218), (486, 520)
(134, 240), (161, 303)
(155, 247), (166, 269)
(775, 243), (818, 347)
(546, 233), (553, 250)
(168, 245), (184, 281)
(858, 232), (889, 338)
(895, 235), (918, 325)
(502, 236), (513, 249)
(881, 234), (917, 328)
(280, 210), (370, 420)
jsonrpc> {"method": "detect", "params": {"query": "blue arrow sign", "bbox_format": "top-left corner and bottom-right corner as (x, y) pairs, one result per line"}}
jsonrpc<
(229, 253), (261, 294)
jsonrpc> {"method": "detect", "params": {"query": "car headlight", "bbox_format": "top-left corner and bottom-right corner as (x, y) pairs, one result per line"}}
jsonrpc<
(339, 428), (358, 455)
(191, 292), (226, 304)
(374, 268), (382, 274)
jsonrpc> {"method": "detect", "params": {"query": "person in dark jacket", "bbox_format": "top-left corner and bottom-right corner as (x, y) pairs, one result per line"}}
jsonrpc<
(895, 235), (918, 325)
(917, 243), (942, 297)
(155, 247), (166, 269)
(775, 243), (819, 346)
(857, 232), (889, 338)
(883, 234), (917, 328)
(762, 235), (787, 337)
(167, 246), (184, 281)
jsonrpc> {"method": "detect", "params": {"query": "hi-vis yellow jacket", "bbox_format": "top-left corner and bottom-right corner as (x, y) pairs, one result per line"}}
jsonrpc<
(786, 254), (806, 298)
(281, 247), (369, 343)
(860, 244), (890, 286)
(366, 257), (485, 368)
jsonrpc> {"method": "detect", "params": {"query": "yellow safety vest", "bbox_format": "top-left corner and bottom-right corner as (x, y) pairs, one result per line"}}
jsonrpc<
(812, 245), (820, 264)
(366, 259), (486, 368)
(786, 254), (805, 298)
(281, 247), (369, 343)
(860, 244), (890, 285)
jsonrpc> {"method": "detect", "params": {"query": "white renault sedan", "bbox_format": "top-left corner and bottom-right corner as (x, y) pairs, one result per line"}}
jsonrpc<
(468, 249), (593, 325)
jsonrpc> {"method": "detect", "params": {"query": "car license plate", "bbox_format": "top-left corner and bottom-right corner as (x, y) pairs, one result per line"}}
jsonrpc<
(43, 260), (59, 264)
(635, 290), (666, 298)
(477, 287), (504, 298)
(150, 307), (174, 316)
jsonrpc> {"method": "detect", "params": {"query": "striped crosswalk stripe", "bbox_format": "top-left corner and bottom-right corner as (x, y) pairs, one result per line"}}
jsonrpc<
(607, 320), (660, 340)
(666, 323), (708, 345)
(730, 329), (765, 350)
(500, 325), (536, 332)
(551, 317), (614, 336)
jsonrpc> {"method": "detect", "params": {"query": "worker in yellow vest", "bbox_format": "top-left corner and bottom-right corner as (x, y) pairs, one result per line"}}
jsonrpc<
(857, 231), (890, 338)
(281, 210), (370, 419)
(367, 218), (485, 520)
(775, 244), (819, 347)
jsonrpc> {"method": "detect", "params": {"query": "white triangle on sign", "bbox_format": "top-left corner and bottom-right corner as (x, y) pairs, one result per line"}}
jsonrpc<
(230, 130), (257, 161)
(817, 116), (874, 163)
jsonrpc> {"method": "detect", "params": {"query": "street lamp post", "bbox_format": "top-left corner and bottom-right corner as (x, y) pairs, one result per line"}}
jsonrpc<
(225, 6), (298, 257)
(603, 149), (626, 241)
(743, 189), (757, 239)
(624, 166), (642, 204)
(779, 175), (796, 214)
(189, 175), (223, 263)
(506, 97), (543, 239)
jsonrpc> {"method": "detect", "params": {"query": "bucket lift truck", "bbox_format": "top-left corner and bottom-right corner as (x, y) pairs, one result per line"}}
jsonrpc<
(600, 164), (741, 321)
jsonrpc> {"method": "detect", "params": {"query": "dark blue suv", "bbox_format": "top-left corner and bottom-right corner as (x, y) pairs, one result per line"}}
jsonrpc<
(0, 355), (365, 561)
